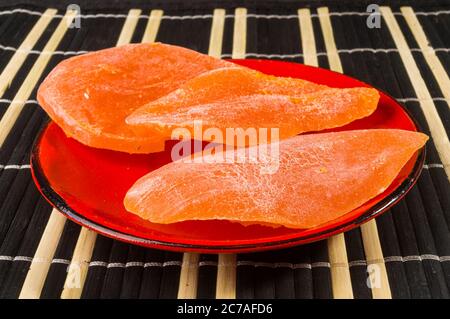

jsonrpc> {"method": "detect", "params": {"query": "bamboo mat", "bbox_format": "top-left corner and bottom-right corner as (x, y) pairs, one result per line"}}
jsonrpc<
(0, 0), (449, 299)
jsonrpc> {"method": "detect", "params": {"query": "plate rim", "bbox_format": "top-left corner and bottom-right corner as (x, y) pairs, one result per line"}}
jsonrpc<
(30, 59), (427, 253)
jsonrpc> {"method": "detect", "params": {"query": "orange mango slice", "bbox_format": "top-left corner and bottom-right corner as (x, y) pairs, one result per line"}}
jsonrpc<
(128, 67), (327, 116)
(37, 42), (233, 153)
(124, 129), (428, 229)
(127, 85), (380, 143)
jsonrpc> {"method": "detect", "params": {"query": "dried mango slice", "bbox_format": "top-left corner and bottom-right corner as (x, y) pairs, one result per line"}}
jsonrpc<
(127, 86), (379, 143)
(37, 42), (233, 153)
(128, 67), (327, 116)
(124, 129), (428, 229)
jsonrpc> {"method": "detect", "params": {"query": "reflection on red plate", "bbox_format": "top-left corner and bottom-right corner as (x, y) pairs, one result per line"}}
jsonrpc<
(31, 59), (425, 253)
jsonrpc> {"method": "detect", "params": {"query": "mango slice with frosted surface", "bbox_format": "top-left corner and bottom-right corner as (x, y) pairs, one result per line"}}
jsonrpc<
(124, 129), (428, 229)
(37, 42), (233, 153)
(127, 77), (380, 143)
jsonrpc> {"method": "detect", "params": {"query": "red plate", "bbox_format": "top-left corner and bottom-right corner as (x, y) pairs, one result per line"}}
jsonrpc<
(30, 59), (426, 253)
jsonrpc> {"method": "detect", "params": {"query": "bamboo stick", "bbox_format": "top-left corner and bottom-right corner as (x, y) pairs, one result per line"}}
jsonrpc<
(0, 9), (77, 146)
(216, 254), (237, 299)
(142, 10), (163, 43)
(401, 7), (450, 111)
(208, 9), (226, 58)
(177, 253), (200, 299)
(231, 8), (247, 59)
(116, 9), (141, 46)
(317, 8), (343, 73)
(360, 221), (392, 298)
(298, 9), (318, 67)
(60, 228), (97, 299)
(19, 210), (66, 298)
(0, 8), (57, 97)
(381, 6), (450, 180)
(327, 234), (353, 298)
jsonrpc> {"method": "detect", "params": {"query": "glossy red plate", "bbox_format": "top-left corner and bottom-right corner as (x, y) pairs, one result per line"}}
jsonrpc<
(31, 59), (425, 253)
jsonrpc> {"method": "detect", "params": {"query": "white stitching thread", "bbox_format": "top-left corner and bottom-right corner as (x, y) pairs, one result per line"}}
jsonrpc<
(414, 10), (450, 16)
(348, 260), (368, 267)
(383, 256), (404, 262)
(0, 42), (449, 57)
(237, 261), (313, 269)
(0, 98), (39, 104)
(1, 8), (450, 19)
(12, 256), (33, 262)
(423, 164), (444, 169)
(0, 164), (31, 170)
(312, 262), (332, 268)
(88, 261), (182, 267)
(411, 48), (450, 53)
(383, 255), (446, 263)
(144, 261), (182, 267)
(245, 14), (298, 19)
(125, 261), (145, 267)
(0, 256), (13, 261)
(220, 48), (450, 58)
(106, 262), (126, 268)
(0, 8), (52, 17)
(89, 261), (108, 267)
(397, 97), (450, 103)
(52, 258), (71, 264)
(162, 14), (214, 20)
(198, 261), (218, 267)
(1, 255), (450, 266)
(161, 261), (183, 267)
(0, 44), (88, 56)
(0, 9), (131, 19)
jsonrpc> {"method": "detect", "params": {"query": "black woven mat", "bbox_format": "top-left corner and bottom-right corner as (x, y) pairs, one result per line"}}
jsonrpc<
(0, 0), (449, 299)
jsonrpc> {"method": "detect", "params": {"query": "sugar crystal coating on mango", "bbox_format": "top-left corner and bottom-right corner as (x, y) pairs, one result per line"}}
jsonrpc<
(124, 129), (428, 229)
(37, 42), (233, 153)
